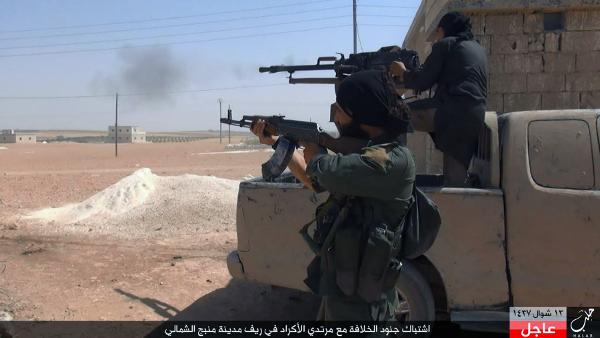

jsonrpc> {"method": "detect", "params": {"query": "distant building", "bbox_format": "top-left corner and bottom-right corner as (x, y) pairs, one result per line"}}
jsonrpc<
(0, 129), (36, 144)
(107, 126), (146, 143)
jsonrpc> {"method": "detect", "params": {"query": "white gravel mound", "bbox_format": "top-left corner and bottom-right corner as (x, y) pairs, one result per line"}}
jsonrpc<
(27, 168), (156, 223)
(25, 168), (240, 239)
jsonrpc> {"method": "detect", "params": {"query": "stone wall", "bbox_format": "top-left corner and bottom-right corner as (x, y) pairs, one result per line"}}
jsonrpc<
(403, 1), (600, 174)
(482, 10), (600, 113)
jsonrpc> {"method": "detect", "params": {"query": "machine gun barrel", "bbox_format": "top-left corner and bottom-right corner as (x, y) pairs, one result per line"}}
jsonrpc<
(258, 56), (338, 74)
(258, 64), (335, 74)
(288, 78), (338, 84)
(259, 47), (419, 84)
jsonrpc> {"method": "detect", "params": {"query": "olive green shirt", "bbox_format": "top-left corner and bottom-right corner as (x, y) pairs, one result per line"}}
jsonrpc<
(306, 142), (416, 230)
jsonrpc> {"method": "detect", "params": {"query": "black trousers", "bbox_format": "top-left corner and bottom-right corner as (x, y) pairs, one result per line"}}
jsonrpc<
(409, 107), (469, 187)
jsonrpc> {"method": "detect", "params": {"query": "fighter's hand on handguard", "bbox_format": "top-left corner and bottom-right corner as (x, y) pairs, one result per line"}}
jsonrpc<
(250, 119), (277, 146)
(389, 61), (409, 96)
(390, 61), (407, 78)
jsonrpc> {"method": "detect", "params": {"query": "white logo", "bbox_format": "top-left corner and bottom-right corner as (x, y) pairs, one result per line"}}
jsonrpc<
(570, 308), (594, 334)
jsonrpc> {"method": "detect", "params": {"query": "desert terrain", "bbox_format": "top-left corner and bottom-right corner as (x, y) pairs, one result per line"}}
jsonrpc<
(0, 137), (320, 329)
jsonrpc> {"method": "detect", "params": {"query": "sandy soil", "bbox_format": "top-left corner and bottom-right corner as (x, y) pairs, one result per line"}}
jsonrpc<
(0, 139), (320, 324)
(0, 138), (268, 219)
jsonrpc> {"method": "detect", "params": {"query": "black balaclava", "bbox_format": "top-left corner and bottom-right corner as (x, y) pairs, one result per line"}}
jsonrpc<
(438, 11), (474, 41)
(335, 119), (369, 139)
(335, 70), (410, 138)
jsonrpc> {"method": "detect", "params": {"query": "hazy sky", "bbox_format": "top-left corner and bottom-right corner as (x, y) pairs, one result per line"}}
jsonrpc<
(0, 0), (420, 131)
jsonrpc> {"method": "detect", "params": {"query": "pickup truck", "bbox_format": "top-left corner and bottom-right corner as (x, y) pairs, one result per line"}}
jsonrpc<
(226, 109), (600, 324)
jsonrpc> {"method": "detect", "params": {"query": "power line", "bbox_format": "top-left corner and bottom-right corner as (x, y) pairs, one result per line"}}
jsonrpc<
(0, 16), (345, 51)
(357, 27), (364, 52)
(361, 24), (409, 27)
(359, 5), (418, 9)
(0, 5), (348, 41)
(360, 14), (413, 18)
(0, 23), (406, 58)
(0, 15), (406, 51)
(0, 84), (289, 100)
(0, 0), (341, 34)
(0, 24), (352, 58)
(356, 0), (364, 52)
(0, 94), (112, 100)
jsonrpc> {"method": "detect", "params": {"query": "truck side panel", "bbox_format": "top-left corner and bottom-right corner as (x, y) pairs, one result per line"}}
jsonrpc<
(236, 182), (326, 291)
(236, 181), (508, 310)
(503, 110), (600, 306)
(424, 188), (508, 310)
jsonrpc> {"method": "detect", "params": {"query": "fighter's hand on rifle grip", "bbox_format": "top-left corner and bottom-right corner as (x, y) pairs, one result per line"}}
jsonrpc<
(250, 120), (277, 146)
(300, 142), (326, 165)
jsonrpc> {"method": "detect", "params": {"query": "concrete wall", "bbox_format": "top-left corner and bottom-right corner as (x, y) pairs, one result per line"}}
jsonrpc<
(404, 0), (600, 174)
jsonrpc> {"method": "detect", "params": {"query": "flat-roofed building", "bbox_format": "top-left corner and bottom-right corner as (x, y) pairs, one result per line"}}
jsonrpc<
(107, 126), (146, 143)
(0, 129), (36, 144)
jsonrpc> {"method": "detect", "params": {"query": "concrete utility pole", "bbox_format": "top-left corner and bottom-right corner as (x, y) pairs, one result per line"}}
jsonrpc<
(353, 0), (358, 54)
(218, 98), (223, 143)
(227, 105), (232, 144)
(115, 92), (118, 157)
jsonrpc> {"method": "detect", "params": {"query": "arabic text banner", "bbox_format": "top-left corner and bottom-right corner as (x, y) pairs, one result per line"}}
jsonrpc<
(510, 307), (567, 338)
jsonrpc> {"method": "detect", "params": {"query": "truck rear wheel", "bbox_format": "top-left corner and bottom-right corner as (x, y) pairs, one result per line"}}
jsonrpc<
(394, 260), (436, 321)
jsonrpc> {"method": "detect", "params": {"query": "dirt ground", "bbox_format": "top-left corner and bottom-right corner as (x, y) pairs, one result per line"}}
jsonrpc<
(0, 138), (320, 324)
(0, 138), (266, 221)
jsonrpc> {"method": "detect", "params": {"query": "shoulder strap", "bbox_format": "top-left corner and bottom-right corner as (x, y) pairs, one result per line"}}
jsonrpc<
(391, 186), (416, 258)
(299, 197), (351, 254)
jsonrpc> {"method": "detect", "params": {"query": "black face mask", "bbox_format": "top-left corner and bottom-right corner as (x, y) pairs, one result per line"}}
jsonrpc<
(336, 120), (369, 139)
(438, 11), (474, 40)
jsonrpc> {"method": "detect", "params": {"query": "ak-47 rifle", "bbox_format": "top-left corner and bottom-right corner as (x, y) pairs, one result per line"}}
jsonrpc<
(259, 46), (419, 84)
(220, 114), (368, 181)
(220, 114), (320, 181)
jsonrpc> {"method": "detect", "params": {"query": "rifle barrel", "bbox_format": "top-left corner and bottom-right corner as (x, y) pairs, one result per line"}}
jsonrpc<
(220, 118), (251, 128)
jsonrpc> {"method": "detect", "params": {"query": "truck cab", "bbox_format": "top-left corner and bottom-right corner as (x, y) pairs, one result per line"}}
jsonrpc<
(227, 109), (600, 325)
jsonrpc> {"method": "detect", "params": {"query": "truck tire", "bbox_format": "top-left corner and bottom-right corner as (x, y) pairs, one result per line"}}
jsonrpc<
(395, 260), (436, 322)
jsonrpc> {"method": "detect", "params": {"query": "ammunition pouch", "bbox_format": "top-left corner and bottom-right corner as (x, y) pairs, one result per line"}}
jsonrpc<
(301, 197), (351, 295)
(302, 197), (410, 302)
(333, 224), (362, 295)
(356, 223), (399, 302)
